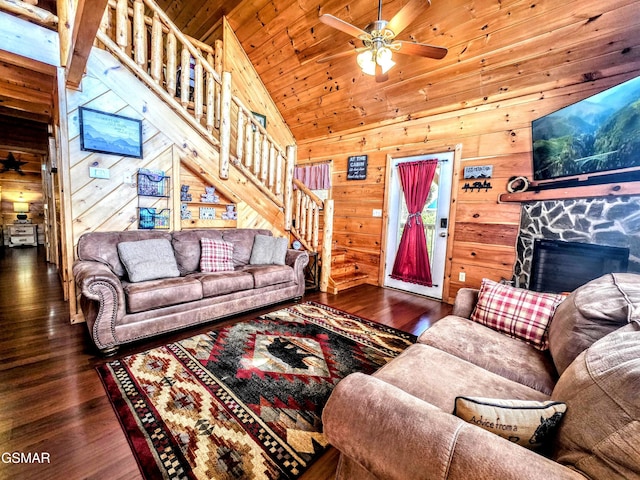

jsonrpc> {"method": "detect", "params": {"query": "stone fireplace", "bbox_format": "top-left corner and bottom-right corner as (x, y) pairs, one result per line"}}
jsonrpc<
(513, 196), (640, 289)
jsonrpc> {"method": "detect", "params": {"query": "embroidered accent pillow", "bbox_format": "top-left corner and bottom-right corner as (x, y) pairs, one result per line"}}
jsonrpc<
(470, 278), (565, 350)
(200, 238), (235, 272)
(117, 238), (180, 283)
(453, 396), (567, 450)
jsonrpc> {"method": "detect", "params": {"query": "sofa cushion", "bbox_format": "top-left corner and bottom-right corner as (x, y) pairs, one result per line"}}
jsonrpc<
(171, 229), (224, 275)
(222, 229), (271, 267)
(77, 230), (171, 277)
(419, 316), (558, 395)
(249, 234), (288, 265)
(373, 343), (549, 413)
(200, 238), (235, 272)
(117, 238), (180, 282)
(197, 271), (254, 297)
(243, 265), (295, 288)
(453, 396), (566, 449)
(551, 323), (640, 479)
(470, 278), (565, 350)
(548, 273), (640, 375)
(122, 276), (203, 313)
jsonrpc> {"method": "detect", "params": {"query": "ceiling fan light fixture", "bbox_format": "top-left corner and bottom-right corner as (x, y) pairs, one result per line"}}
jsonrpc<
(377, 46), (395, 74)
(357, 50), (377, 76)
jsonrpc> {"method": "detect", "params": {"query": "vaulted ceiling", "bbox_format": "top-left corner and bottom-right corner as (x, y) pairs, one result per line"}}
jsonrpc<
(155, 0), (640, 142)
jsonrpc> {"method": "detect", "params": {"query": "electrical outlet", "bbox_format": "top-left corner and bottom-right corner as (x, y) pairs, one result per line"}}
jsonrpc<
(459, 272), (466, 282)
(124, 173), (134, 184)
(372, 209), (383, 217)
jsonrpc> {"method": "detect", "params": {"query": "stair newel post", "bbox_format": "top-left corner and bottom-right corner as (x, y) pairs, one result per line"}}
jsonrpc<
(115, 0), (128, 51)
(320, 199), (334, 293)
(219, 70), (232, 180)
(236, 109), (244, 164)
(133, 0), (146, 68)
(180, 46), (190, 108)
(194, 57), (203, 122)
(150, 13), (163, 83)
(284, 145), (295, 231)
(166, 32), (176, 96)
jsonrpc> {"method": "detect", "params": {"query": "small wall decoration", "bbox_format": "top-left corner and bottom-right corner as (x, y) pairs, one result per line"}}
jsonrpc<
(464, 165), (493, 179)
(199, 207), (216, 219)
(201, 186), (220, 203)
(347, 155), (368, 180)
(79, 107), (143, 158)
(463, 180), (493, 192)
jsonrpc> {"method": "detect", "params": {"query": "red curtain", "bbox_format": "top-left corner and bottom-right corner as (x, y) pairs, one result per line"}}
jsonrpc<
(390, 159), (438, 286)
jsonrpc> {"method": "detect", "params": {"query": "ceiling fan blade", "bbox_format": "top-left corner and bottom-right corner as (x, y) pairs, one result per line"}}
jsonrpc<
(386, 0), (431, 36)
(317, 47), (368, 64)
(394, 40), (448, 59)
(319, 14), (369, 39)
(375, 64), (389, 83)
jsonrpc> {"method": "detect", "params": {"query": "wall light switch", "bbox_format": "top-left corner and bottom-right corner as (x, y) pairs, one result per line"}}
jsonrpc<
(89, 167), (110, 179)
(459, 272), (466, 282)
(372, 209), (383, 217)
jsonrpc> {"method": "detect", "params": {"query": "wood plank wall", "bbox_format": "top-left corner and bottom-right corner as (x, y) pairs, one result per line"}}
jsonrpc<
(298, 69), (640, 304)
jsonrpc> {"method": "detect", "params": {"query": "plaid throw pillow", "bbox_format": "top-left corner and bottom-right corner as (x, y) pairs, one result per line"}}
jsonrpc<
(200, 238), (235, 273)
(470, 278), (565, 350)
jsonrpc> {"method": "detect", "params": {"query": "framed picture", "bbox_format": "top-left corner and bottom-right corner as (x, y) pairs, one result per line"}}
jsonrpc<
(79, 107), (143, 158)
(251, 111), (267, 130)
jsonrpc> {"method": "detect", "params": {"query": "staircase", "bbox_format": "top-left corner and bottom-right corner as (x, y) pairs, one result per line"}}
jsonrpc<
(327, 248), (369, 294)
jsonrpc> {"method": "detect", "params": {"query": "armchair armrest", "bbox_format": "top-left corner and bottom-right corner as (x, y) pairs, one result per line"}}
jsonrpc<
(285, 249), (309, 288)
(323, 373), (584, 480)
(73, 260), (126, 351)
(452, 287), (479, 318)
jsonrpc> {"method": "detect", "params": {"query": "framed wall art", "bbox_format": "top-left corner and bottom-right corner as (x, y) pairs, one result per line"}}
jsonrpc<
(79, 107), (143, 158)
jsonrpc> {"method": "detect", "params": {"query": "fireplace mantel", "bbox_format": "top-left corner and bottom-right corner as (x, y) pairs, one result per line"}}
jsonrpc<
(499, 180), (640, 203)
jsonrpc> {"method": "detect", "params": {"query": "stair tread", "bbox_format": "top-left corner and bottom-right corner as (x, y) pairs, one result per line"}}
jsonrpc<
(331, 271), (368, 284)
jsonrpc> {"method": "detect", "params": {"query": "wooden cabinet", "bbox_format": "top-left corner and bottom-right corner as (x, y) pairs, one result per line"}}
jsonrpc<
(8, 224), (38, 247)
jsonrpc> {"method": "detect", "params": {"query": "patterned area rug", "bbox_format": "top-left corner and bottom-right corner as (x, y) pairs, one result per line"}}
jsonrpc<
(97, 301), (415, 480)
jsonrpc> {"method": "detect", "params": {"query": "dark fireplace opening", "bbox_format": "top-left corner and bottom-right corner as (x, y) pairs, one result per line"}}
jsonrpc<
(529, 239), (629, 293)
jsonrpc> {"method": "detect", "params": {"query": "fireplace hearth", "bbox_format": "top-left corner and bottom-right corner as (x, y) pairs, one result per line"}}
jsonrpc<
(529, 239), (629, 293)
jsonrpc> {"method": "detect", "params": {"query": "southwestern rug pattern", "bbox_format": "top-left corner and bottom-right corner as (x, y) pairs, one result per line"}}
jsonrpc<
(97, 301), (415, 480)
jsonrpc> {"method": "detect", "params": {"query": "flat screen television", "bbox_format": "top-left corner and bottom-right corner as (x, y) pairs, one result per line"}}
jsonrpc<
(532, 75), (640, 184)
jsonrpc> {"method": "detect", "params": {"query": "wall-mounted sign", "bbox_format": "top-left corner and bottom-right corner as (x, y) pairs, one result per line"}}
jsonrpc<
(463, 165), (493, 179)
(347, 155), (368, 180)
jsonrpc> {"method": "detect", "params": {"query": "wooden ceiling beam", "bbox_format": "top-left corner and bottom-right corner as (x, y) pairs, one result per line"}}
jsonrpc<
(65, 0), (110, 88)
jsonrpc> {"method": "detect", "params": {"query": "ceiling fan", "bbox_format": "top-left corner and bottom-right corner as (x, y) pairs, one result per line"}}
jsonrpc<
(317, 0), (447, 82)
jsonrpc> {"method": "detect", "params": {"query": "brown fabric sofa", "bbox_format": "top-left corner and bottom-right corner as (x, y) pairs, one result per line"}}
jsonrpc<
(73, 229), (308, 354)
(322, 273), (640, 480)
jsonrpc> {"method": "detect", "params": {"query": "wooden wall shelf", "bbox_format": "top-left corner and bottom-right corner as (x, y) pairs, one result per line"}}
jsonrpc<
(498, 181), (640, 203)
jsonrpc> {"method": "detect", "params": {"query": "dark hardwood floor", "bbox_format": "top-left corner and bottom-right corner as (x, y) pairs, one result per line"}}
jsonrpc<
(0, 246), (451, 479)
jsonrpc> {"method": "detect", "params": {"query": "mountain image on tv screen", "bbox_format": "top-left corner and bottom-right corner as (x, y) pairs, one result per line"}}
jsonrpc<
(532, 75), (640, 181)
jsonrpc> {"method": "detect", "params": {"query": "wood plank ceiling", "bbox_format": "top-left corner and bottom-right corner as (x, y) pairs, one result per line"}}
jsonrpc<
(156, 0), (640, 142)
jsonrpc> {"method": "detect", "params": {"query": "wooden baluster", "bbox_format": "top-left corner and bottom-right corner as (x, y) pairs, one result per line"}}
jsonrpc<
(133, 0), (146, 68)
(244, 119), (253, 169)
(260, 136), (269, 184)
(236, 109), (244, 164)
(115, 0), (128, 51)
(300, 195), (308, 239)
(206, 70), (215, 133)
(268, 145), (276, 191)
(312, 202), (320, 250)
(194, 57), (203, 123)
(275, 151), (283, 197)
(180, 46), (190, 108)
(214, 39), (223, 129)
(166, 32), (176, 96)
(97, 7), (110, 48)
(150, 13), (162, 83)
(253, 129), (261, 176)
(219, 71), (232, 180)
(284, 145), (295, 231)
(295, 189), (302, 231)
(306, 199), (313, 244)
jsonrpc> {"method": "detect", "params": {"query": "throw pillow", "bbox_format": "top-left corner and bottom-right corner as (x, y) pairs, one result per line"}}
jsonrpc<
(453, 396), (567, 450)
(200, 238), (235, 272)
(470, 278), (565, 350)
(117, 238), (180, 283)
(249, 234), (288, 265)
